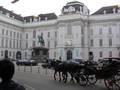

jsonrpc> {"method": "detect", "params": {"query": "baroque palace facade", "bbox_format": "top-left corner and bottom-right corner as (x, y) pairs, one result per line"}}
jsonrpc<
(0, 1), (120, 61)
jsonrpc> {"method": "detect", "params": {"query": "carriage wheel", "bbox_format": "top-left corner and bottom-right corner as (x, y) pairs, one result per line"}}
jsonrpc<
(79, 74), (88, 86)
(87, 75), (97, 85)
(114, 71), (120, 89)
(104, 77), (120, 90)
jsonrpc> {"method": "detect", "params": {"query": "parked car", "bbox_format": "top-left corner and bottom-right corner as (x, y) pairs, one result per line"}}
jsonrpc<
(16, 59), (38, 66)
(74, 58), (85, 64)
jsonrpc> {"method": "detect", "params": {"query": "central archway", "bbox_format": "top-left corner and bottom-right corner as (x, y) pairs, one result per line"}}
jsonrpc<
(67, 50), (72, 60)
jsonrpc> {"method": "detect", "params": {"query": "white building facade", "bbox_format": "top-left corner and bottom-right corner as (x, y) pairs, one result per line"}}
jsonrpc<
(0, 1), (120, 61)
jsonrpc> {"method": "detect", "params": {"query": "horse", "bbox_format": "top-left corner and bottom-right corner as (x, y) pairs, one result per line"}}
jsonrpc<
(63, 60), (85, 83)
(50, 59), (86, 84)
(50, 60), (67, 82)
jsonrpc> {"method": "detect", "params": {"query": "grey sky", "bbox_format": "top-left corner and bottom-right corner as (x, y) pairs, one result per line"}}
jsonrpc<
(0, 0), (120, 16)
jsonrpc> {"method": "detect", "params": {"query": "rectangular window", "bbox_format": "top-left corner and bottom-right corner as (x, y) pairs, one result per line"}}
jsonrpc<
(20, 33), (22, 39)
(33, 30), (36, 38)
(1, 51), (3, 56)
(76, 49), (79, 57)
(54, 52), (56, 58)
(90, 29), (93, 35)
(119, 52), (120, 58)
(81, 37), (84, 47)
(109, 51), (112, 57)
(109, 38), (112, 46)
(1, 38), (4, 47)
(81, 27), (84, 34)
(55, 31), (57, 37)
(99, 28), (102, 35)
(26, 41), (28, 48)
(6, 30), (8, 35)
(10, 40), (12, 48)
(10, 31), (12, 37)
(6, 39), (8, 48)
(14, 32), (16, 38)
(99, 39), (103, 47)
(54, 41), (57, 48)
(90, 39), (94, 47)
(48, 41), (50, 48)
(2, 29), (4, 35)
(25, 52), (27, 59)
(60, 49), (63, 57)
(9, 51), (11, 57)
(32, 41), (36, 47)
(17, 40), (19, 48)
(13, 51), (15, 58)
(41, 33), (43, 37)
(108, 27), (112, 34)
(17, 33), (19, 38)
(99, 51), (103, 58)
(26, 33), (28, 39)
(48, 32), (50, 37)
(20, 40), (22, 48)
(13, 40), (15, 48)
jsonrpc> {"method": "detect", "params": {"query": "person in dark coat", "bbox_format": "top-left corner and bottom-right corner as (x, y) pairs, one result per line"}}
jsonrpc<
(0, 59), (25, 90)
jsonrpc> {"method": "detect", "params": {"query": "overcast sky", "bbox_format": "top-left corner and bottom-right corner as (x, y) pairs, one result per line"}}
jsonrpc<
(0, 0), (120, 16)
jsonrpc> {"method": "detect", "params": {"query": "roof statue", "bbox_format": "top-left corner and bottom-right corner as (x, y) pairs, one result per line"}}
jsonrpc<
(38, 35), (45, 47)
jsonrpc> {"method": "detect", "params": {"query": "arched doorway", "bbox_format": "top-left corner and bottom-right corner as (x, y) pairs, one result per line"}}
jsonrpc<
(88, 51), (94, 61)
(4, 50), (8, 58)
(16, 51), (21, 60)
(67, 50), (72, 60)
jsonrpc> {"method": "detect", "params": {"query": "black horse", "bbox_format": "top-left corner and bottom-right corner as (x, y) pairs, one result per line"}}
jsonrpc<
(50, 60), (85, 83)
(50, 60), (66, 81)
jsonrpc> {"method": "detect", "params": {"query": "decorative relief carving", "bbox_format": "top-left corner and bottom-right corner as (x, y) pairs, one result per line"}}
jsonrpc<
(65, 39), (72, 46)
(63, 6), (75, 13)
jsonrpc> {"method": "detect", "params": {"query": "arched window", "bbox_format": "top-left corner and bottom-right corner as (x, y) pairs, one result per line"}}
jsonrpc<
(33, 30), (36, 38)
(67, 50), (72, 60)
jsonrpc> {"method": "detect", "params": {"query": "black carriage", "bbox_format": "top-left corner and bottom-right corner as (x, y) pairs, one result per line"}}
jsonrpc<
(80, 58), (120, 90)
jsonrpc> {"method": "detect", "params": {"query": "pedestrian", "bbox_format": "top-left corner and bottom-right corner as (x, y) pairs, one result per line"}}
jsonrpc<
(59, 56), (62, 61)
(0, 58), (25, 90)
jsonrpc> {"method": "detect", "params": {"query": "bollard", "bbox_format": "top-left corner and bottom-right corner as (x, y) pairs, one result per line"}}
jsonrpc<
(38, 66), (40, 73)
(24, 66), (26, 72)
(30, 65), (32, 72)
(45, 68), (47, 75)
(18, 65), (20, 71)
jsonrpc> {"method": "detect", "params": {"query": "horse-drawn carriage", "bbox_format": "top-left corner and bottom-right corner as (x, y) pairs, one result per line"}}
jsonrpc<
(81, 58), (120, 90)
(43, 58), (120, 90)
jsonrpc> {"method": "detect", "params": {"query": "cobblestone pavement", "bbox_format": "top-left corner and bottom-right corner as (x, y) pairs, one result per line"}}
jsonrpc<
(13, 63), (107, 90)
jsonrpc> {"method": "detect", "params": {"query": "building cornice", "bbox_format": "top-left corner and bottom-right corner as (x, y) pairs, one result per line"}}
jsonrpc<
(89, 13), (120, 22)
(23, 20), (57, 28)
(1, 12), (120, 28)
(0, 13), (23, 27)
